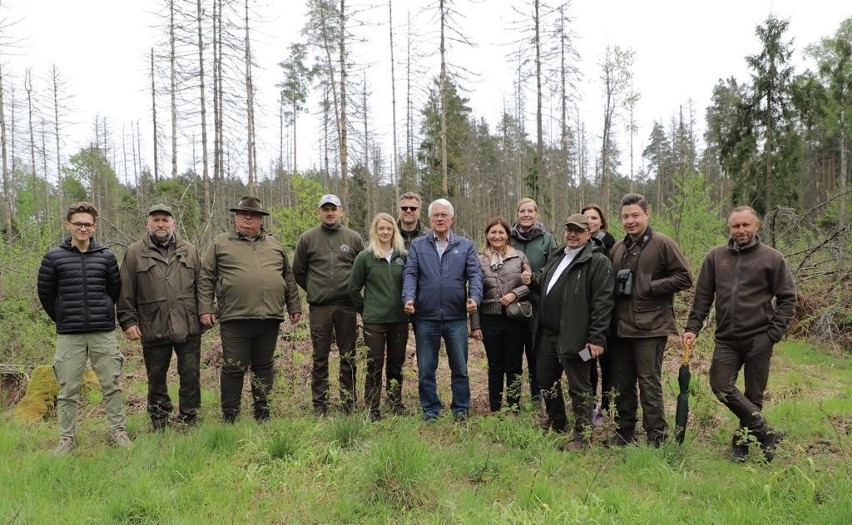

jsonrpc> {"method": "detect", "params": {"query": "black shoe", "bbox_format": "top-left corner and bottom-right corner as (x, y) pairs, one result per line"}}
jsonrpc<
(422, 413), (439, 423)
(453, 411), (469, 423)
(608, 430), (636, 448)
(390, 404), (408, 416)
(176, 412), (197, 426)
(222, 412), (238, 424)
(369, 411), (383, 422)
(314, 406), (328, 418)
(731, 444), (749, 463)
(151, 418), (168, 432)
(758, 429), (786, 462)
(254, 410), (270, 423)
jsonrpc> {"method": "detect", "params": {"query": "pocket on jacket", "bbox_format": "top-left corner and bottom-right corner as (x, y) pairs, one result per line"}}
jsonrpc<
(632, 301), (666, 331)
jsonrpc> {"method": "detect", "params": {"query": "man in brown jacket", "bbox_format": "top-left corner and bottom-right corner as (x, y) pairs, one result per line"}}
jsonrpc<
(118, 204), (202, 431)
(683, 206), (795, 462)
(609, 193), (692, 447)
(198, 196), (302, 423)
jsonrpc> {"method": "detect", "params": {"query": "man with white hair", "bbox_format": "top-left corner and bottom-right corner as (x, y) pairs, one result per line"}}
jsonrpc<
(402, 199), (483, 421)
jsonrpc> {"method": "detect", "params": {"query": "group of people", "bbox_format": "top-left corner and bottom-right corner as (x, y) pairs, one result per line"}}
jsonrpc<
(37, 191), (795, 463)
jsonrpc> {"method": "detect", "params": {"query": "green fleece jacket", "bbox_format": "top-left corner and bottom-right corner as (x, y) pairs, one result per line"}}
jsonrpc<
(293, 223), (364, 306)
(348, 248), (408, 324)
(198, 230), (301, 322)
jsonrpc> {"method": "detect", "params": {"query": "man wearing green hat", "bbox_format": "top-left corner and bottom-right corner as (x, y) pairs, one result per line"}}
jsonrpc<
(118, 203), (203, 431)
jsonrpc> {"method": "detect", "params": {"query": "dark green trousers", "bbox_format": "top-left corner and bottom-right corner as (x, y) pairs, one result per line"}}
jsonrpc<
(609, 336), (668, 443)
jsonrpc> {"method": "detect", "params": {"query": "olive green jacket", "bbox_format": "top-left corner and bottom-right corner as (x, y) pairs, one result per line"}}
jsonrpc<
(117, 233), (202, 344)
(198, 230), (301, 322)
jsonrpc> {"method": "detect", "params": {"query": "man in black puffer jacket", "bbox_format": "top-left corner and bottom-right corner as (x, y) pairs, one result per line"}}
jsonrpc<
(37, 202), (130, 456)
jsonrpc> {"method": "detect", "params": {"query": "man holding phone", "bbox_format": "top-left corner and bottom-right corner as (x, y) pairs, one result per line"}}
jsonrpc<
(531, 214), (614, 450)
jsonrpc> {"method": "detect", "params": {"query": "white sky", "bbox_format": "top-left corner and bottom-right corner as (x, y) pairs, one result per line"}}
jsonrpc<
(4, 0), (851, 181)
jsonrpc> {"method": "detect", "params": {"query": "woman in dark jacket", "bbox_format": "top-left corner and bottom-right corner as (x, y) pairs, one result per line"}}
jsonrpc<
(582, 203), (616, 255)
(510, 198), (556, 403)
(581, 203), (616, 423)
(472, 217), (531, 413)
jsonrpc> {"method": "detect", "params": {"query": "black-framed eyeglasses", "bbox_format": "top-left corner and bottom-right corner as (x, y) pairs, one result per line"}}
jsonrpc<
(70, 222), (96, 229)
(400, 206), (419, 212)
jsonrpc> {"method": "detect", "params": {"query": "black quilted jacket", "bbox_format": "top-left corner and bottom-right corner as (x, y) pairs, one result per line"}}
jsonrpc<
(37, 238), (121, 334)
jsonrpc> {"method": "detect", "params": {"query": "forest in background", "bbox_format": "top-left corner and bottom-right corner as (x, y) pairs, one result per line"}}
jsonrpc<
(0, 2), (848, 366)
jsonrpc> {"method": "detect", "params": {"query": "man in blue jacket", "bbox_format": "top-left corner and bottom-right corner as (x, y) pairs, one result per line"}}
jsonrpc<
(402, 199), (483, 421)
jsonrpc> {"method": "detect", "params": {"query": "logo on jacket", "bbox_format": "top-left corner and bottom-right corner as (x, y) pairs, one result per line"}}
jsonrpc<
(720, 258), (730, 270)
(340, 244), (352, 252)
(393, 257), (404, 266)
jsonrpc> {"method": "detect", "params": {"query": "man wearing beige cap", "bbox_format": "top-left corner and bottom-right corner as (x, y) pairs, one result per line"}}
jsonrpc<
(530, 213), (613, 450)
(198, 196), (302, 423)
(294, 194), (364, 415)
(118, 203), (202, 431)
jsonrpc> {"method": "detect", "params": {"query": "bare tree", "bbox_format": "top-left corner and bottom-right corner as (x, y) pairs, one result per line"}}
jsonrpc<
(1, 65), (12, 240)
(599, 44), (634, 210)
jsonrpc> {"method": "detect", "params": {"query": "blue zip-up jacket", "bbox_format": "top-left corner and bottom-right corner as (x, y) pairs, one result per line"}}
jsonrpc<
(402, 231), (483, 321)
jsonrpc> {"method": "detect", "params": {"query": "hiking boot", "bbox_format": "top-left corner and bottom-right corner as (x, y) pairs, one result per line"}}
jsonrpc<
(453, 411), (469, 423)
(730, 444), (749, 463)
(223, 412), (238, 424)
(54, 436), (77, 457)
(175, 413), (197, 427)
(558, 437), (587, 452)
(758, 429), (786, 462)
(112, 429), (132, 448)
(151, 418), (168, 432)
(607, 429), (636, 448)
(390, 404), (408, 416)
(369, 411), (383, 422)
(254, 408), (271, 423)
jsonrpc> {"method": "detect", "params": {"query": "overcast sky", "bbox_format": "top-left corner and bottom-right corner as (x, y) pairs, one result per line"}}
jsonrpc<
(4, 0), (851, 180)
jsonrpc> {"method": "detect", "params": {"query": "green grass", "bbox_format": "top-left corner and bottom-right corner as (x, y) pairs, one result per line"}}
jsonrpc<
(1, 340), (850, 524)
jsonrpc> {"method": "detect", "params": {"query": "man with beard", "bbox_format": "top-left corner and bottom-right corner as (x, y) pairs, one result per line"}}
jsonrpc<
(118, 204), (203, 431)
(294, 194), (364, 415)
(683, 206), (795, 462)
(397, 192), (428, 249)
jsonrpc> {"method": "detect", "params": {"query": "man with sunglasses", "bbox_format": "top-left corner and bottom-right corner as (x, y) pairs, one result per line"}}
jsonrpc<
(38, 202), (131, 456)
(397, 192), (428, 249)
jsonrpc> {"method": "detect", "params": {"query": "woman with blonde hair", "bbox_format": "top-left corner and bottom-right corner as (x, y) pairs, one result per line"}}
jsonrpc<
(348, 213), (409, 420)
(510, 198), (557, 403)
(472, 217), (532, 413)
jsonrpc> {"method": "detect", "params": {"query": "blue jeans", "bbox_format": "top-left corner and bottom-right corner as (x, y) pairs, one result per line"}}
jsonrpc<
(413, 319), (470, 418)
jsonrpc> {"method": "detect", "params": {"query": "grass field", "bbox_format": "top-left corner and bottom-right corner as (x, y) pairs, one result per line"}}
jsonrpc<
(1, 336), (849, 524)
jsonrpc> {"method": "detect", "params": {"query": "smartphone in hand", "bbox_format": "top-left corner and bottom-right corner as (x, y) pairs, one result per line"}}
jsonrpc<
(579, 346), (592, 362)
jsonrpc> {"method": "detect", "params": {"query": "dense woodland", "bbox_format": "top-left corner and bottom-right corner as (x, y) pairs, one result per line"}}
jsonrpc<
(0, 2), (849, 361)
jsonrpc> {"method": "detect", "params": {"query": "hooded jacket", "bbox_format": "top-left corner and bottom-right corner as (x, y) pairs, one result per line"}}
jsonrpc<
(37, 238), (121, 334)
(198, 230), (301, 322)
(117, 233), (202, 344)
(685, 236), (796, 343)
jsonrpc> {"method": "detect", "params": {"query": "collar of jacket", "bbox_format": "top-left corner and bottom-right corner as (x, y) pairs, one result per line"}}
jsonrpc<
(146, 231), (175, 248)
(61, 237), (106, 253)
(232, 228), (266, 241)
(623, 226), (654, 249)
(398, 219), (424, 236)
(427, 229), (456, 246)
(727, 234), (761, 253)
(322, 222), (342, 232)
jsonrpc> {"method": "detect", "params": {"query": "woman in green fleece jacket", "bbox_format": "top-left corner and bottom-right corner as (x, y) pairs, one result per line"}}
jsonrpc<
(349, 213), (409, 421)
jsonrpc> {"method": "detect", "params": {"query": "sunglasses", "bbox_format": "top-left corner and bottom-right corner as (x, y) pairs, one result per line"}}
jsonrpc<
(400, 206), (419, 212)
